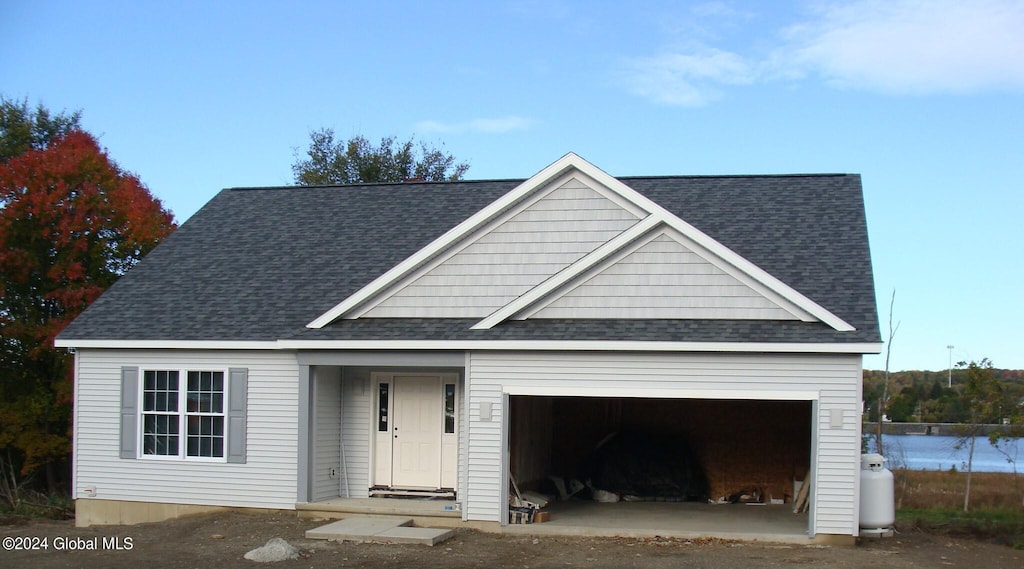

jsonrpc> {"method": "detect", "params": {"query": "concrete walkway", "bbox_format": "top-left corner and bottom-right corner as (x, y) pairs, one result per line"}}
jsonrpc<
(305, 516), (455, 546)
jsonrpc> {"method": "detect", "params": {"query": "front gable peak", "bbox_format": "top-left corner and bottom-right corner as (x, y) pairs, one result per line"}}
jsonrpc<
(307, 154), (855, 333)
(307, 153), (651, 327)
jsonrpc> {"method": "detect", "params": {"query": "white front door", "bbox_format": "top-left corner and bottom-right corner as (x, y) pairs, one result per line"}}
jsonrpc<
(391, 375), (442, 488)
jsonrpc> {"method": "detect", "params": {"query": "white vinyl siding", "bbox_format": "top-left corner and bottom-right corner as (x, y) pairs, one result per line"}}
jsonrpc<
(312, 367), (341, 502)
(464, 351), (862, 537)
(532, 234), (797, 320)
(364, 178), (640, 318)
(341, 368), (371, 498)
(465, 354), (504, 522)
(75, 349), (299, 510)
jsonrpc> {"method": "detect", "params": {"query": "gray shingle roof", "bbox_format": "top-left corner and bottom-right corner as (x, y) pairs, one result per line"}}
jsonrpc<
(58, 174), (879, 345)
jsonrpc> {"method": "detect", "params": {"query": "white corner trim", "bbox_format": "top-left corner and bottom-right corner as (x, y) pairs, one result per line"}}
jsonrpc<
(471, 215), (662, 329)
(306, 153), (611, 329)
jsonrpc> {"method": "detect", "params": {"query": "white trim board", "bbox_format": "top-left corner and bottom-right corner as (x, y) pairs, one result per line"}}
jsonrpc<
(277, 340), (882, 354)
(56, 338), (883, 354)
(55, 339), (278, 350)
(501, 385), (820, 400)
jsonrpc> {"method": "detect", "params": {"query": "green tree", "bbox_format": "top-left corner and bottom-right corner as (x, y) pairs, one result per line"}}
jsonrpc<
(0, 97), (81, 162)
(953, 358), (1011, 512)
(0, 99), (176, 503)
(887, 391), (917, 422)
(292, 128), (469, 185)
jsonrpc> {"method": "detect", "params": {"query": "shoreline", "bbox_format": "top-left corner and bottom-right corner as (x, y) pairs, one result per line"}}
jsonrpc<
(864, 422), (1015, 436)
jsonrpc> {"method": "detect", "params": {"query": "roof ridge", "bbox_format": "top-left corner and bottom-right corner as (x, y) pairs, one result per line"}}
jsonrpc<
(225, 178), (524, 191)
(226, 172), (857, 192)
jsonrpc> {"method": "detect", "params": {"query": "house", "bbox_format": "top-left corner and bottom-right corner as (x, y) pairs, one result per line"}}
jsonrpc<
(56, 153), (880, 542)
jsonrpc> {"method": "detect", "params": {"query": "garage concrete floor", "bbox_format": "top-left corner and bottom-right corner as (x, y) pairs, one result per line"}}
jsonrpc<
(299, 497), (813, 543)
(505, 501), (811, 543)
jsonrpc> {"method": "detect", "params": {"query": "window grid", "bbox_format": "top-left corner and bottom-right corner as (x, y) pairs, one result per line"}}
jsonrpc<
(140, 369), (226, 460)
(186, 371), (225, 458)
(142, 370), (180, 456)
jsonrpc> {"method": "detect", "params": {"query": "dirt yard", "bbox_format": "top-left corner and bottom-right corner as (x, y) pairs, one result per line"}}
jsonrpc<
(2, 510), (1022, 568)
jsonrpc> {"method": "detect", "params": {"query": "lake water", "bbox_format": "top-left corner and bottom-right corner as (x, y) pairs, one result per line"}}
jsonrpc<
(867, 434), (1024, 473)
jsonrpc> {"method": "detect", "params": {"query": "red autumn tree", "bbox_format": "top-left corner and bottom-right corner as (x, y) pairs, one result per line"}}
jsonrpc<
(0, 127), (175, 499)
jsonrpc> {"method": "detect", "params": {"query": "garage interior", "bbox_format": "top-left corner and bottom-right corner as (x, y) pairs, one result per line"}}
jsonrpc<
(509, 396), (812, 532)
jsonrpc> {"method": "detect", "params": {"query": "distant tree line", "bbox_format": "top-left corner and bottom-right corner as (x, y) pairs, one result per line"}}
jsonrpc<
(864, 366), (1024, 423)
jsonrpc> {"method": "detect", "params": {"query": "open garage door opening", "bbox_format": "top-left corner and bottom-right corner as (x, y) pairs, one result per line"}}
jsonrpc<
(508, 396), (812, 519)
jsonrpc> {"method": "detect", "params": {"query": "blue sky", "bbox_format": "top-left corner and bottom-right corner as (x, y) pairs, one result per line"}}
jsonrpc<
(3, 1), (1022, 371)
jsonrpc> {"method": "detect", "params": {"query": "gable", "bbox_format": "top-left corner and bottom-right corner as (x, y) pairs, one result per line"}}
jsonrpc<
(359, 176), (641, 318)
(309, 153), (854, 333)
(526, 233), (801, 320)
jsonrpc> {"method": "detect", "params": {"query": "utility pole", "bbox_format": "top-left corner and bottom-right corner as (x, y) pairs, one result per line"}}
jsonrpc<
(947, 345), (954, 388)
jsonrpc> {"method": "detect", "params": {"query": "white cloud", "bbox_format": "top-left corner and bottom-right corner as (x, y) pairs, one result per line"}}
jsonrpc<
(779, 0), (1024, 94)
(622, 0), (1024, 105)
(415, 116), (535, 134)
(621, 48), (757, 107)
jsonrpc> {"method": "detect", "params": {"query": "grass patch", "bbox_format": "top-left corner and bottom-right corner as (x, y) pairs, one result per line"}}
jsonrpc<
(897, 508), (1024, 548)
(895, 469), (1024, 510)
(0, 490), (74, 522)
(894, 470), (1024, 547)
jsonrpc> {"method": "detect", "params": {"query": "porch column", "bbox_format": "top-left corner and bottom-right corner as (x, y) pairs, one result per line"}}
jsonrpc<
(297, 364), (314, 503)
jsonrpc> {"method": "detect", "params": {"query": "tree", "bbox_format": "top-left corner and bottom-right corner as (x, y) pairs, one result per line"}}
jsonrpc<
(0, 97), (81, 162)
(292, 128), (469, 185)
(0, 104), (175, 502)
(953, 358), (1010, 512)
(875, 290), (899, 453)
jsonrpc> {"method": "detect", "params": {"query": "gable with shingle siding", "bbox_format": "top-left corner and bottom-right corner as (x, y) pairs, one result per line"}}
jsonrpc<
(530, 233), (801, 320)
(361, 177), (641, 318)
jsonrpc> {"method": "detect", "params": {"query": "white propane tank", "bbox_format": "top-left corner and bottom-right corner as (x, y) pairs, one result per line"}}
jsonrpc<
(859, 453), (895, 534)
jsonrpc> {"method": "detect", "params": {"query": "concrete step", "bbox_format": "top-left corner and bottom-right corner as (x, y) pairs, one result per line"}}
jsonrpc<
(373, 526), (456, 546)
(296, 498), (461, 519)
(305, 516), (454, 546)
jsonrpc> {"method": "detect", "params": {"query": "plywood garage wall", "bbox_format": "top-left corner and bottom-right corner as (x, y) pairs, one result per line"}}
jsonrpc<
(515, 397), (811, 502)
(509, 396), (554, 489)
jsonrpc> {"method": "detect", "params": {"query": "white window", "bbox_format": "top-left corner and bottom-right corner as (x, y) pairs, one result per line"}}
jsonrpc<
(141, 369), (226, 460)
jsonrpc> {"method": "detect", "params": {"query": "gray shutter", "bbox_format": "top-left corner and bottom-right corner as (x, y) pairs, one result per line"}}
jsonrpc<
(227, 368), (248, 463)
(120, 367), (139, 459)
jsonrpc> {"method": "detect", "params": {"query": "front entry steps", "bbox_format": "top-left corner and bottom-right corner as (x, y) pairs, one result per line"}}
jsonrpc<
(369, 487), (456, 499)
(305, 516), (454, 546)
